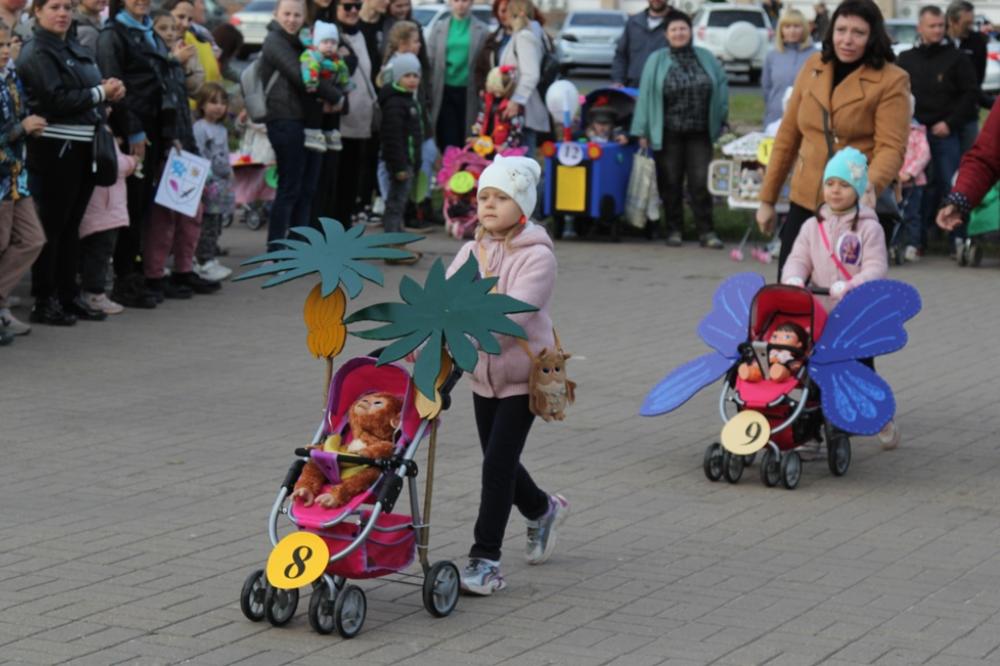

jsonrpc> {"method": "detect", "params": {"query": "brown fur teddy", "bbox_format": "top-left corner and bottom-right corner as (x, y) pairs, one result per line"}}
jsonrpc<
(527, 346), (576, 422)
(292, 392), (402, 508)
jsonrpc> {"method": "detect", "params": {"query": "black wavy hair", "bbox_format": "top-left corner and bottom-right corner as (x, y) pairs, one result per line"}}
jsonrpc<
(663, 9), (692, 30)
(819, 0), (895, 69)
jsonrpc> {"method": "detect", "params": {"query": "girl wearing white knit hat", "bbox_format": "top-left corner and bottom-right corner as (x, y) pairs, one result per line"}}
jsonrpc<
(444, 154), (569, 596)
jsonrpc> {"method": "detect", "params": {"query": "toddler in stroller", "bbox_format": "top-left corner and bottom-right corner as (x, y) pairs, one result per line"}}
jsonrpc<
(239, 356), (462, 638)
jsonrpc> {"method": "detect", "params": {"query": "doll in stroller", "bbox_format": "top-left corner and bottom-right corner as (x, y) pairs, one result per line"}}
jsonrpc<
(239, 355), (462, 638)
(642, 273), (921, 490)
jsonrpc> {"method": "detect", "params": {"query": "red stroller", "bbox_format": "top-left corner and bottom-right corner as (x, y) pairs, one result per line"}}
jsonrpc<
(239, 355), (461, 637)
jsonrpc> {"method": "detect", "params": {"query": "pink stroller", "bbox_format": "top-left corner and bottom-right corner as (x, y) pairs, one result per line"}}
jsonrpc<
(239, 355), (461, 638)
(437, 145), (528, 240)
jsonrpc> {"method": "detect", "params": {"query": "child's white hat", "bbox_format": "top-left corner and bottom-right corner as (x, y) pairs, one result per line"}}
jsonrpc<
(313, 20), (339, 44)
(477, 155), (542, 218)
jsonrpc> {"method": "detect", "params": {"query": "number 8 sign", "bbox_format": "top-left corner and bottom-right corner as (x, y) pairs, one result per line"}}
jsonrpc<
(721, 410), (771, 455)
(266, 532), (329, 589)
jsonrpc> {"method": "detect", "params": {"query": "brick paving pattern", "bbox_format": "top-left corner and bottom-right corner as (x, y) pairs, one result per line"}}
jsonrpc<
(2, 225), (998, 665)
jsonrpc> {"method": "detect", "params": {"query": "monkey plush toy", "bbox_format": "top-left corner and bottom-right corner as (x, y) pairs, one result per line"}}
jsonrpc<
(738, 322), (809, 383)
(292, 392), (402, 508)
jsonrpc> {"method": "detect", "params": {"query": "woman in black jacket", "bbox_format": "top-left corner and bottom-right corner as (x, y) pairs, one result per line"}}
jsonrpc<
(17, 0), (126, 325)
(260, 0), (343, 250)
(97, 0), (174, 309)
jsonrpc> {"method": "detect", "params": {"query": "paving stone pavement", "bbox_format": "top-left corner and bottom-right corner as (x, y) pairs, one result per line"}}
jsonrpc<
(2, 224), (999, 666)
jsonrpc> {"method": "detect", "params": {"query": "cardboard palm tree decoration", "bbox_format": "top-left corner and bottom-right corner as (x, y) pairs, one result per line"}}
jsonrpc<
(235, 218), (421, 397)
(347, 256), (538, 419)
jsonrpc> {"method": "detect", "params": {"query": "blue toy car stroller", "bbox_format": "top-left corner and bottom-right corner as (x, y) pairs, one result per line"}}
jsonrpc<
(239, 355), (462, 638)
(542, 87), (643, 241)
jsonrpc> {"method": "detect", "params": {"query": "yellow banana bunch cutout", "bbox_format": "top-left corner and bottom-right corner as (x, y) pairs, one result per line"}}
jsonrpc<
(414, 352), (453, 420)
(303, 283), (347, 359)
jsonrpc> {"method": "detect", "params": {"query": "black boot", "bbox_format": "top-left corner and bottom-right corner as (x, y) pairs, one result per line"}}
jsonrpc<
(112, 275), (157, 309)
(63, 296), (108, 321)
(147, 277), (192, 300)
(30, 297), (77, 326)
(173, 271), (221, 294)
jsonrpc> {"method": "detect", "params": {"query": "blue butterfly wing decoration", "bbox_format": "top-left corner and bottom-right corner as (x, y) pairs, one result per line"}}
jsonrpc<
(810, 280), (921, 434)
(808, 361), (895, 435)
(642, 273), (764, 417)
(640, 352), (735, 417)
(697, 272), (766, 360)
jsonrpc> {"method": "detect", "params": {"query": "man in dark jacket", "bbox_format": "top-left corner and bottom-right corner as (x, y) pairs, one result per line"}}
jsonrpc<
(897, 5), (979, 244)
(947, 0), (993, 146)
(611, 0), (668, 88)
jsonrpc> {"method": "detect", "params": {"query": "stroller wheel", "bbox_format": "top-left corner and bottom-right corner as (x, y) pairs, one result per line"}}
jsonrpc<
(722, 451), (744, 484)
(703, 443), (724, 482)
(263, 585), (299, 626)
(245, 205), (266, 231)
(308, 578), (336, 634)
(759, 448), (780, 487)
(827, 435), (851, 477)
(780, 451), (802, 490)
(334, 585), (367, 638)
(423, 561), (460, 618)
(239, 569), (266, 622)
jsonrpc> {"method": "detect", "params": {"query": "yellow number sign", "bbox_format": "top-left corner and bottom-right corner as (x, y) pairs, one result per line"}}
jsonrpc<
(721, 410), (771, 455)
(266, 532), (329, 590)
(756, 138), (774, 166)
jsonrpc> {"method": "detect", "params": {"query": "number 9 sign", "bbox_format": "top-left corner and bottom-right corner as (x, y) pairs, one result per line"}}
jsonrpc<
(720, 410), (771, 455)
(266, 532), (329, 589)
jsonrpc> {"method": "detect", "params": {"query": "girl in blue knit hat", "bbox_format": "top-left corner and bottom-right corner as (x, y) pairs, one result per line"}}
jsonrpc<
(781, 147), (899, 449)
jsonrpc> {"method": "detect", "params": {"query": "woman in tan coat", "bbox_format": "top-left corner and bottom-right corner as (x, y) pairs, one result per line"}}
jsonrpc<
(755, 0), (909, 275)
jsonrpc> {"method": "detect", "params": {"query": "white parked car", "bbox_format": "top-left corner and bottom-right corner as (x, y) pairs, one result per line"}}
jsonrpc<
(985, 39), (999, 93)
(230, 0), (275, 48)
(691, 4), (773, 83)
(555, 10), (627, 74)
(411, 3), (497, 42)
(885, 18), (918, 57)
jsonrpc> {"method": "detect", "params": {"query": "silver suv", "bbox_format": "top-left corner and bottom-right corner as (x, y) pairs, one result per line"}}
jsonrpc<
(692, 4), (773, 83)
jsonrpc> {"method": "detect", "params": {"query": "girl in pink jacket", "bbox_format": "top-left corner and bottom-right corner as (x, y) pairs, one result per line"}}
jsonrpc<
(78, 138), (138, 315)
(445, 155), (569, 596)
(782, 147), (898, 449)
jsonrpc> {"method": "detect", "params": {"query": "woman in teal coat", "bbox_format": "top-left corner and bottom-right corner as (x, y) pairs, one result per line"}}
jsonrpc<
(631, 10), (728, 248)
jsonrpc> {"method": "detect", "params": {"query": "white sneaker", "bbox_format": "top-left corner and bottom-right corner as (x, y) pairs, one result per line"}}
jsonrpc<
(0, 307), (30, 335)
(82, 292), (124, 315)
(525, 494), (569, 565)
(878, 420), (901, 450)
(371, 196), (385, 217)
(195, 259), (232, 282)
(459, 558), (506, 596)
(304, 129), (327, 153)
(904, 246), (921, 263)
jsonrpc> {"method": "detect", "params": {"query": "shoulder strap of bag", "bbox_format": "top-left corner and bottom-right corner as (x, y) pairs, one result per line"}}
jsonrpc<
(816, 216), (854, 281)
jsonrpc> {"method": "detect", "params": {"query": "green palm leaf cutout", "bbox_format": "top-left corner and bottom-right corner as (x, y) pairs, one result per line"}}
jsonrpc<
(234, 217), (422, 298)
(345, 256), (538, 396)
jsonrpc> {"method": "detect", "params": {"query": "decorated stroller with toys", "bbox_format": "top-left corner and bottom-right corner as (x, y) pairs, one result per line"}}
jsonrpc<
(437, 145), (528, 240)
(239, 354), (463, 637)
(642, 273), (921, 490)
(233, 218), (540, 637)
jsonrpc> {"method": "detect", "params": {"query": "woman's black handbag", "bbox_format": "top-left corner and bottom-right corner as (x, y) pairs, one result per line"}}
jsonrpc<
(92, 123), (118, 187)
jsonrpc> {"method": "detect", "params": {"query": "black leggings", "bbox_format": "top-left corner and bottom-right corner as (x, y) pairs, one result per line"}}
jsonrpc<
(470, 394), (549, 562)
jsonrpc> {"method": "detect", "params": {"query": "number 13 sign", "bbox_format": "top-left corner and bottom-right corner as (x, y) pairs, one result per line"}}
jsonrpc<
(721, 410), (771, 455)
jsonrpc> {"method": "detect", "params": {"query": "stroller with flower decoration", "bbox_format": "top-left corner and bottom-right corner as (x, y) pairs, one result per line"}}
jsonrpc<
(641, 273), (920, 489)
(437, 145), (528, 240)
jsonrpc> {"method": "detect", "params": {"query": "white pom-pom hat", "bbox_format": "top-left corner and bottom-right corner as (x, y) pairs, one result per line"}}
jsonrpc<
(477, 155), (542, 219)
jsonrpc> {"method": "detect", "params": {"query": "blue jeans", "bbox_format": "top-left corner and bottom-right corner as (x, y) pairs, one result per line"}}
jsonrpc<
(956, 118), (980, 154)
(265, 120), (322, 251)
(922, 131), (962, 239)
(900, 184), (924, 248)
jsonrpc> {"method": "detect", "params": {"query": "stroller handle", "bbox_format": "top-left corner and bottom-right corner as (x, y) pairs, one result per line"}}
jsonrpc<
(809, 286), (830, 296)
(367, 347), (465, 410)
